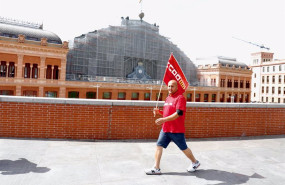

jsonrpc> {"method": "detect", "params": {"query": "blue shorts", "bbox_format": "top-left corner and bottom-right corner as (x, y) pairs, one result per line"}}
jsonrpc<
(157, 129), (188, 150)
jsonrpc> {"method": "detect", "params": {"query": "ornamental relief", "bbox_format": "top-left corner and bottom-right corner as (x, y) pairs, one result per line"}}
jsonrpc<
(18, 34), (25, 43)
(62, 41), (68, 49)
(41, 38), (48, 46)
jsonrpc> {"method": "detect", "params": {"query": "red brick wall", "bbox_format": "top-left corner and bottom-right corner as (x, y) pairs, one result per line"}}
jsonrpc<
(0, 97), (284, 140)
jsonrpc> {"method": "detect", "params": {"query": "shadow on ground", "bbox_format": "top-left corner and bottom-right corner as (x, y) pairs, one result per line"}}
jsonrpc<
(163, 169), (264, 185)
(0, 158), (50, 175)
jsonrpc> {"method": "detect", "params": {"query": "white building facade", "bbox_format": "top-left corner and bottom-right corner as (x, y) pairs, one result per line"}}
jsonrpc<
(251, 52), (285, 103)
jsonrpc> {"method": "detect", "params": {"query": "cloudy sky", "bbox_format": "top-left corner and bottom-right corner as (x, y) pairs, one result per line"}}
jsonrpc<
(1, 0), (285, 64)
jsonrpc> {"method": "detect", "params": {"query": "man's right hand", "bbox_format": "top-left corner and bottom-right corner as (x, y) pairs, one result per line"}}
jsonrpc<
(153, 108), (160, 117)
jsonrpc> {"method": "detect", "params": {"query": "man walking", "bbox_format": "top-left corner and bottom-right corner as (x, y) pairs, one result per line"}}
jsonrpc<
(145, 80), (200, 175)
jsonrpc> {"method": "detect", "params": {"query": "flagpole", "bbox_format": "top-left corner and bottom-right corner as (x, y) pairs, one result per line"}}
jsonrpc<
(154, 79), (164, 117)
(155, 79), (164, 108)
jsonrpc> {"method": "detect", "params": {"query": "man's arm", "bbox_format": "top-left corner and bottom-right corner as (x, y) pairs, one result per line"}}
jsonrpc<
(155, 111), (180, 125)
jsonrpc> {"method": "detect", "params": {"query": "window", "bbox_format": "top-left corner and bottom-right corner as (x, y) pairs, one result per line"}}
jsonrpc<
(204, 94), (209, 102)
(246, 81), (250, 88)
(187, 93), (192, 102)
(273, 66), (275, 72)
(220, 79), (225, 87)
(211, 79), (216, 86)
(272, 76), (275, 83)
(8, 62), (15, 77)
(45, 91), (57, 98)
(156, 93), (162, 101)
(278, 87), (281, 94)
(117, 92), (126, 100)
(53, 65), (59, 80)
(267, 67), (269, 72)
(144, 93), (150, 100)
(272, 97), (274, 103)
(131, 92), (139, 100)
(279, 75), (281, 83)
(254, 83), (256, 88)
(103, 92), (112, 99)
(234, 80), (238, 88)
(266, 86), (269, 93)
(261, 97), (264, 102)
(233, 94), (238, 102)
(245, 94), (249, 103)
(272, 87), (275, 94)
(267, 76), (269, 83)
(24, 63), (31, 78)
(68, 91), (79, 98)
(239, 94), (243, 102)
(23, 90), (37, 97)
(86, 92), (96, 99)
(32, 64), (38, 79)
(278, 98), (280, 103)
(227, 79), (232, 88)
(212, 94), (216, 102)
(227, 94), (231, 102)
(254, 73), (256, 78)
(0, 61), (7, 77)
(0, 90), (13, 95)
(266, 97), (268, 102)
(262, 86), (264, 93)
(262, 67), (265, 72)
(195, 94), (200, 102)
(240, 80), (244, 88)
(220, 94), (225, 102)
(254, 93), (256, 97)
(46, 65), (52, 79)
(279, 65), (282, 71)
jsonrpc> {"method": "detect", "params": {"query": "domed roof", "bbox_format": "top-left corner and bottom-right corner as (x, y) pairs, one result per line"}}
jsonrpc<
(0, 20), (62, 44)
(67, 18), (197, 84)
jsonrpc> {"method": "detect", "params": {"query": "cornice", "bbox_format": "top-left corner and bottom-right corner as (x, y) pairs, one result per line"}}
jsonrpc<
(0, 40), (68, 57)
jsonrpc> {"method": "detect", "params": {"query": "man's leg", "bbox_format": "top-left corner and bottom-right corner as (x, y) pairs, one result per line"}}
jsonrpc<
(183, 147), (200, 172)
(145, 145), (164, 175)
(182, 147), (196, 163)
(154, 146), (163, 169)
(145, 130), (170, 174)
(170, 133), (200, 172)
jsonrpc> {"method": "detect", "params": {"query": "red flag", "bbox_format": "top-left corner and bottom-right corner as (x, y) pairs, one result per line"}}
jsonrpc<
(163, 53), (189, 94)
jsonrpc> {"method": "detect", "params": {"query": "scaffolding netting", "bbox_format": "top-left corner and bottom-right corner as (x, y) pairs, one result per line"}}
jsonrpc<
(66, 18), (197, 85)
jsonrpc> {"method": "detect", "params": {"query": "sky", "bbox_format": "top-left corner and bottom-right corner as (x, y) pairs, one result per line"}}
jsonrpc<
(1, 0), (285, 65)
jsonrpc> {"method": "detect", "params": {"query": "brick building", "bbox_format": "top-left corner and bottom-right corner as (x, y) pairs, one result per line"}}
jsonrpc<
(196, 56), (252, 103)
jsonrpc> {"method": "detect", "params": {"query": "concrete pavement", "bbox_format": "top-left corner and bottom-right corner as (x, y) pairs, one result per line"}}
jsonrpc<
(0, 135), (285, 185)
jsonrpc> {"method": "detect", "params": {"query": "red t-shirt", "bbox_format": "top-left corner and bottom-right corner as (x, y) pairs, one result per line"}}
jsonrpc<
(162, 92), (186, 133)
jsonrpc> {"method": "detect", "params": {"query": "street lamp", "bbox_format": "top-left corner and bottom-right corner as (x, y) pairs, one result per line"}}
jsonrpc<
(193, 87), (196, 102)
(146, 86), (153, 100)
(96, 85), (100, 99)
(91, 85), (100, 99)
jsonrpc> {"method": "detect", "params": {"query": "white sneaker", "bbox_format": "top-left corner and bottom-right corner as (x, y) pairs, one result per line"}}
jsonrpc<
(187, 160), (200, 172)
(145, 167), (161, 175)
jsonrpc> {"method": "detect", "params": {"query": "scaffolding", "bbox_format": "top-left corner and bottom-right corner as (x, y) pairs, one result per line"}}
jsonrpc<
(66, 17), (197, 84)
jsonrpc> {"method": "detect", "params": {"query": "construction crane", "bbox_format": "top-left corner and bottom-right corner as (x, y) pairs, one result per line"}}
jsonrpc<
(232, 37), (270, 50)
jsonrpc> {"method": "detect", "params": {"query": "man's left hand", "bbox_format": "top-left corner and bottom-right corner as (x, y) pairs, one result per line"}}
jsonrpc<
(155, 118), (165, 125)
